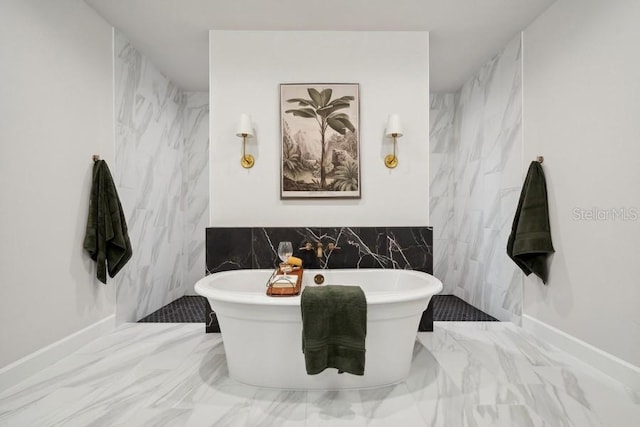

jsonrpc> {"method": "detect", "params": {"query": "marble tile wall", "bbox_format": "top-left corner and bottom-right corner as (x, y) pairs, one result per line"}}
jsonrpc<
(205, 226), (434, 332)
(429, 93), (456, 293)
(113, 31), (209, 322)
(429, 35), (523, 323)
(182, 92), (209, 295)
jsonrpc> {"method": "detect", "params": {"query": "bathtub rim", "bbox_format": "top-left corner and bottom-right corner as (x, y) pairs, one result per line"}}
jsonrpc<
(195, 268), (443, 307)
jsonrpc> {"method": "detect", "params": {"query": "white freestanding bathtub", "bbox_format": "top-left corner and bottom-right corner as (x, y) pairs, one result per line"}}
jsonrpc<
(194, 268), (442, 390)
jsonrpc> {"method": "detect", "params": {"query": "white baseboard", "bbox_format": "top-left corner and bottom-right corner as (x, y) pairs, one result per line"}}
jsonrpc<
(522, 314), (640, 391)
(0, 315), (116, 392)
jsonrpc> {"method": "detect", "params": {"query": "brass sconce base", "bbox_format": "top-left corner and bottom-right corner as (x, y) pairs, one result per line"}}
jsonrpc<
(384, 154), (398, 168)
(241, 154), (255, 168)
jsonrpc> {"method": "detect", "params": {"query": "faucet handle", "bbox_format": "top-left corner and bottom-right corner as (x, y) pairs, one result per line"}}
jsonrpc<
(327, 242), (341, 251)
(299, 242), (313, 251)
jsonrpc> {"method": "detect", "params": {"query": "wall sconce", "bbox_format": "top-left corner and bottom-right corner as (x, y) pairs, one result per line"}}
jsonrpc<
(236, 113), (255, 168)
(384, 114), (403, 168)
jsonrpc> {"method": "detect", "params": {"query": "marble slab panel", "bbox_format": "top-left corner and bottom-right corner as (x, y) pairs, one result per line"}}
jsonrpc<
(252, 227), (321, 269)
(205, 228), (253, 273)
(323, 227), (389, 269)
(206, 227), (432, 273)
(204, 226), (434, 332)
(429, 34), (523, 323)
(114, 32), (210, 322)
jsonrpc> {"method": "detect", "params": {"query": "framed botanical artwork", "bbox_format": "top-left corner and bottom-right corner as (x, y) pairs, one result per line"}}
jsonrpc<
(280, 83), (360, 199)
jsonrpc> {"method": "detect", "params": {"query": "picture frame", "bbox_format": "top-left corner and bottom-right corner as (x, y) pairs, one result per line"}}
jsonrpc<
(280, 83), (360, 199)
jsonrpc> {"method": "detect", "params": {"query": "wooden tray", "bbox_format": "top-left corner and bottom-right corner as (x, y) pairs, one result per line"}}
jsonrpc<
(266, 268), (303, 296)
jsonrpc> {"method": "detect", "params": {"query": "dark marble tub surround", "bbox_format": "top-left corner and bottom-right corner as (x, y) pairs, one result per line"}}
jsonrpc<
(206, 226), (433, 273)
(252, 227), (322, 269)
(205, 227), (253, 271)
(204, 226), (434, 332)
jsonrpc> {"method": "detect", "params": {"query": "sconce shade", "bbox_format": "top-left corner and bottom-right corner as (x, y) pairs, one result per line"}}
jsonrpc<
(236, 113), (254, 137)
(385, 114), (403, 137)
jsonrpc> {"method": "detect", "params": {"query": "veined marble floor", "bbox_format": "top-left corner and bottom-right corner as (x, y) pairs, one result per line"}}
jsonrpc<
(0, 322), (638, 426)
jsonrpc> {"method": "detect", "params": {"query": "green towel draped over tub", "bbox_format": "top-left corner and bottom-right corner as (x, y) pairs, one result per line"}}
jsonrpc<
(507, 160), (554, 284)
(301, 285), (366, 376)
(83, 160), (132, 284)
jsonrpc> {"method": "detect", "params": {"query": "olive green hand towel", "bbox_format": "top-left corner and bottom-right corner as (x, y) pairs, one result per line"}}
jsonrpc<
(507, 161), (554, 283)
(83, 160), (132, 284)
(301, 285), (366, 375)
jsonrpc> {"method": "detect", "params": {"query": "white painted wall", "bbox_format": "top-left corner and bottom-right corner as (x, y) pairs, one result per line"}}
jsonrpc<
(209, 31), (429, 227)
(0, 0), (115, 368)
(523, 0), (640, 367)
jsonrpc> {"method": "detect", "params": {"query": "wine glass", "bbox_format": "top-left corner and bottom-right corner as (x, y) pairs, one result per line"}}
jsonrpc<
(277, 241), (293, 266)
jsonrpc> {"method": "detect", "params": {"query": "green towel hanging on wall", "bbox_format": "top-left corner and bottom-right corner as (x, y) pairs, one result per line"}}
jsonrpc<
(507, 160), (554, 284)
(83, 160), (132, 284)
